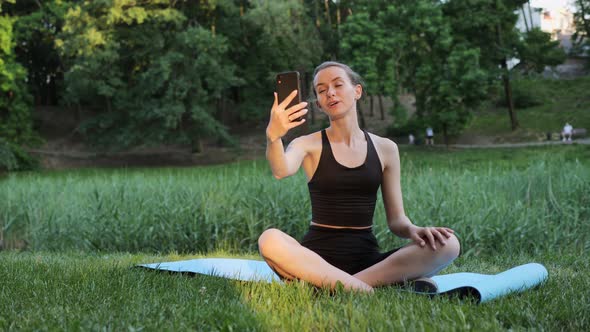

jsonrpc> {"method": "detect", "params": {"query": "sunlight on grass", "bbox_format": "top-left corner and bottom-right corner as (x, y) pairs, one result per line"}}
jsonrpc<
(1, 146), (589, 330)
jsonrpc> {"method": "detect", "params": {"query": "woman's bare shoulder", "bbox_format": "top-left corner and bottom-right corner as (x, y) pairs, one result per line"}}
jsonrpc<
(287, 130), (323, 151)
(291, 130), (322, 145)
(368, 132), (398, 152)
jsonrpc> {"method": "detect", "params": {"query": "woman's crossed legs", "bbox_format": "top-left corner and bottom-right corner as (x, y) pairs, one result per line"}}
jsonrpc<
(258, 228), (460, 293)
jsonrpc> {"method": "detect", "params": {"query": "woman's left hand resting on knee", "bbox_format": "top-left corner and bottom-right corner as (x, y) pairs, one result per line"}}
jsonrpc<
(408, 225), (454, 251)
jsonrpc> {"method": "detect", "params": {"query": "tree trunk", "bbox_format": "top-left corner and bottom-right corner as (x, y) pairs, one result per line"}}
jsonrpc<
(314, 0), (320, 27)
(521, 6), (529, 32)
(495, 20), (519, 130)
(336, 1), (341, 40)
(76, 103), (82, 123)
(378, 95), (385, 120)
(216, 97), (228, 126)
(443, 122), (449, 147)
(527, 1), (534, 28)
(501, 60), (519, 130)
(357, 100), (366, 129)
(324, 0), (331, 26)
(191, 136), (203, 153)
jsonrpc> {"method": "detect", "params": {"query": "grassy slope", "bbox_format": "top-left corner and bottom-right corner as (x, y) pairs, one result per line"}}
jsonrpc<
(463, 76), (590, 142)
(1, 145), (589, 331)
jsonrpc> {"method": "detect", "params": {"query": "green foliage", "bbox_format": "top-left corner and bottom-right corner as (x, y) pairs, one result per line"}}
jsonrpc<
(0, 136), (16, 170)
(375, 1), (488, 142)
(57, 1), (239, 149)
(0, 137), (39, 171)
(11, 0), (67, 106)
(340, 11), (384, 97)
(572, 0), (590, 66)
(443, 0), (529, 130)
(0, 7), (37, 146)
(0, 0), (581, 152)
(238, 0), (322, 120)
(444, 0), (525, 71)
(517, 28), (566, 73)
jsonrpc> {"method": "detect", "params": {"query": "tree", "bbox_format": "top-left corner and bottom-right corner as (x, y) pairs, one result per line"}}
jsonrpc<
(56, 1), (239, 150)
(0, 0), (37, 146)
(397, 0), (488, 144)
(340, 1), (408, 123)
(517, 28), (566, 73)
(573, 0), (590, 59)
(304, 0), (355, 61)
(340, 10), (383, 126)
(443, 0), (528, 131)
(9, 0), (67, 106)
(344, 1), (487, 144)
(238, 0), (322, 124)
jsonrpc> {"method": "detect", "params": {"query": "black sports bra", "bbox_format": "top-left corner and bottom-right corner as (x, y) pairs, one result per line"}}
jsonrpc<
(307, 130), (383, 227)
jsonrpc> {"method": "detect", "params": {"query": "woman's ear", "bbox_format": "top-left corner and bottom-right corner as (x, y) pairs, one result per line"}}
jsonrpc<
(355, 84), (363, 100)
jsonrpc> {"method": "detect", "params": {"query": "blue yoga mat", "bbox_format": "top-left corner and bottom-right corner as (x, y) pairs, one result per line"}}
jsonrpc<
(140, 258), (281, 283)
(429, 263), (548, 303)
(138, 258), (548, 303)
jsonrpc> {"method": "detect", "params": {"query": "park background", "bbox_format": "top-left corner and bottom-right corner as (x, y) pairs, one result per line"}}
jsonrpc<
(1, 0), (590, 331)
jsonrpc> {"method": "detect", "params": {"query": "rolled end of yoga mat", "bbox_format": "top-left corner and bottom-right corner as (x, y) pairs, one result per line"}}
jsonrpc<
(431, 263), (549, 303)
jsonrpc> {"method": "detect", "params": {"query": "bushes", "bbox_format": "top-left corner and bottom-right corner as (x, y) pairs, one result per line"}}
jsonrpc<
(0, 138), (39, 172)
(0, 138), (18, 171)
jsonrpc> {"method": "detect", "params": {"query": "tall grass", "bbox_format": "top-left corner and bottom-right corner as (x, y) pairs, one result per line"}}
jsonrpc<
(1, 146), (588, 257)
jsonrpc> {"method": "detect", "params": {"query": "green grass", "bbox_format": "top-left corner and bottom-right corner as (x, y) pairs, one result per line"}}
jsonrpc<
(465, 76), (590, 141)
(0, 251), (588, 331)
(1, 145), (590, 330)
(2, 145), (588, 255)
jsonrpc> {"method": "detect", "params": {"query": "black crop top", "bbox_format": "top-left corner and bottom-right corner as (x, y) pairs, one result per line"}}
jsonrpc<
(307, 130), (383, 227)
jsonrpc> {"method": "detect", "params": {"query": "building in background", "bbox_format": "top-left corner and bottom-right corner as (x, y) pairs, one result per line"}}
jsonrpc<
(516, 2), (576, 52)
(513, 2), (587, 77)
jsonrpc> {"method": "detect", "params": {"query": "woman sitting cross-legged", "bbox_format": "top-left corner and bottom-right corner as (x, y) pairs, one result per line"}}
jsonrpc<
(258, 61), (460, 293)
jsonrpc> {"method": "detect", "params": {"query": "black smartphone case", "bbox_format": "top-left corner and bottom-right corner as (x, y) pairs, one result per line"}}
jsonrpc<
(276, 71), (302, 110)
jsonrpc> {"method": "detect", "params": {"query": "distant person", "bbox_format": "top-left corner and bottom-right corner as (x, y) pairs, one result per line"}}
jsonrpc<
(425, 127), (434, 145)
(562, 123), (573, 142)
(408, 134), (415, 145)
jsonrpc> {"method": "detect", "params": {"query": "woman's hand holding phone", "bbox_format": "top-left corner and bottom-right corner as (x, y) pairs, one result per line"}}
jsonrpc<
(266, 90), (308, 143)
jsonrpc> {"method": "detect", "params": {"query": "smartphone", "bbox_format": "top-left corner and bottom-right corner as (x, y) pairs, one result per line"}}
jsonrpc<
(276, 71), (303, 122)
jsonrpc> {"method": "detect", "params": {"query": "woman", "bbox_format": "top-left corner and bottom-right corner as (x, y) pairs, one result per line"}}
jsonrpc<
(258, 61), (460, 293)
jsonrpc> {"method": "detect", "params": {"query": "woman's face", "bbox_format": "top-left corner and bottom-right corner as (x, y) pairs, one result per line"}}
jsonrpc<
(314, 66), (362, 118)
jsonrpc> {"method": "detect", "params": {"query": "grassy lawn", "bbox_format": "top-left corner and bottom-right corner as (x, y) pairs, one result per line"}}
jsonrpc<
(1, 145), (589, 331)
(465, 76), (590, 142)
(1, 251), (588, 331)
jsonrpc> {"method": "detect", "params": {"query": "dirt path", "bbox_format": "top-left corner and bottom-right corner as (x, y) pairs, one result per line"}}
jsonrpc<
(27, 103), (589, 169)
(433, 138), (590, 149)
(28, 137), (589, 170)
